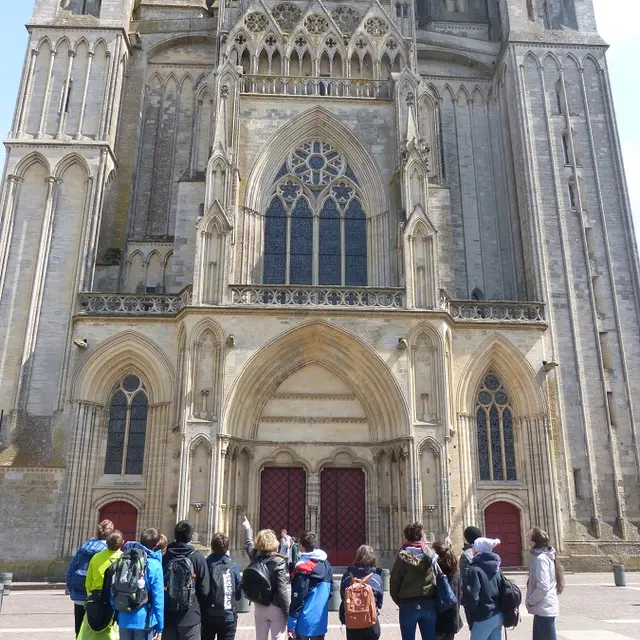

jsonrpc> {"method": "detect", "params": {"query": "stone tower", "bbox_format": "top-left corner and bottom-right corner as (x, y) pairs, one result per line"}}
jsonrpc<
(0, 0), (639, 575)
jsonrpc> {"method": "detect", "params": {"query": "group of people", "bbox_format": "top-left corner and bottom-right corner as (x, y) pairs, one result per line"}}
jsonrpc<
(66, 517), (564, 640)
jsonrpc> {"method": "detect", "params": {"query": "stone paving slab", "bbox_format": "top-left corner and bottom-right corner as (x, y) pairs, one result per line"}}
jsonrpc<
(2, 575), (640, 640)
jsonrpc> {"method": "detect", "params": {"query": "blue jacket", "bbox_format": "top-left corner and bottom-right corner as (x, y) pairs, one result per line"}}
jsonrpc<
(463, 552), (503, 623)
(205, 553), (242, 623)
(66, 538), (108, 602)
(339, 566), (383, 625)
(288, 549), (333, 636)
(116, 542), (165, 634)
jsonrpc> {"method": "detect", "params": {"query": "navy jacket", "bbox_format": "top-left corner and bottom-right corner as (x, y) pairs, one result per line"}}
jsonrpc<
(288, 549), (333, 637)
(66, 538), (108, 602)
(462, 552), (503, 623)
(204, 553), (242, 623)
(339, 566), (383, 626)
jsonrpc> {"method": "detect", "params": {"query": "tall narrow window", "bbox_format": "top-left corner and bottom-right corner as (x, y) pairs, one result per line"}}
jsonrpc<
(104, 375), (148, 475)
(476, 373), (517, 481)
(263, 141), (368, 286)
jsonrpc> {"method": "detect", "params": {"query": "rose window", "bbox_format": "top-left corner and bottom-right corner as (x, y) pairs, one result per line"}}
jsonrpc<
(364, 17), (389, 36)
(272, 2), (302, 30)
(245, 12), (269, 32)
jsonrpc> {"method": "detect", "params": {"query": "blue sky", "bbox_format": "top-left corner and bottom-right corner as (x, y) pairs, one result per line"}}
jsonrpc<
(0, 1), (638, 245)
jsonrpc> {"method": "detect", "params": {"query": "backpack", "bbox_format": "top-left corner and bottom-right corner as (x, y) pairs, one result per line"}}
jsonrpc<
(70, 546), (97, 594)
(112, 547), (149, 613)
(207, 557), (236, 617)
(85, 562), (117, 632)
(499, 572), (522, 628)
(164, 552), (197, 612)
(241, 557), (273, 605)
(344, 573), (377, 630)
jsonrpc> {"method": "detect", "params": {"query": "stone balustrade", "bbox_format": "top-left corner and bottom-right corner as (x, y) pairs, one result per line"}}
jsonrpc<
(440, 290), (546, 323)
(240, 75), (393, 100)
(77, 287), (192, 316)
(230, 285), (405, 308)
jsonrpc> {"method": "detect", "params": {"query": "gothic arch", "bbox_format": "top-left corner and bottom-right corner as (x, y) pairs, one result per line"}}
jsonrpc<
(316, 448), (372, 474)
(244, 106), (389, 215)
(189, 433), (214, 453)
(417, 435), (442, 456)
(14, 152), (51, 178)
(92, 492), (145, 513)
(256, 446), (312, 473)
(72, 330), (174, 405)
(223, 322), (410, 442)
(54, 154), (92, 179)
(457, 333), (546, 417)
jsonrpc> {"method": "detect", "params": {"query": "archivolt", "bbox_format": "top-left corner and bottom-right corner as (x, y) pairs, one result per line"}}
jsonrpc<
(456, 333), (546, 416)
(243, 106), (390, 216)
(223, 321), (410, 441)
(72, 330), (174, 405)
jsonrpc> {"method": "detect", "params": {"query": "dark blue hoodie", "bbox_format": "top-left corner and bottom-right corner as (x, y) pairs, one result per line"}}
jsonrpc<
(339, 566), (383, 626)
(462, 552), (503, 623)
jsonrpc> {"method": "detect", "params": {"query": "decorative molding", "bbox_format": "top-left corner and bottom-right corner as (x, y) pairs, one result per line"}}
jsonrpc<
(260, 416), (367, 424)
(78, 286), (192, 316)
(272, 393), (356, 401)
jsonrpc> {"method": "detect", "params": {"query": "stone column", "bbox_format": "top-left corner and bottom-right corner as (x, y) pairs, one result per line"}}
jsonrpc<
(307, 471), (320, 531)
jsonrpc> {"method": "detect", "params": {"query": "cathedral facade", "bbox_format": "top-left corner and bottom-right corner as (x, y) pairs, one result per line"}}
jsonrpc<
(1, 0), (640, 575)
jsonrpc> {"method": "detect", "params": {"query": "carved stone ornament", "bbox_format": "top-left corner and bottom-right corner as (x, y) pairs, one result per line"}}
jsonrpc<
(272, 2), (302, 31)
(245, 12), (269, 32)
(304, 14), (329, 35)
(364, 17), (389, 37)
(330, 6), (361, 35)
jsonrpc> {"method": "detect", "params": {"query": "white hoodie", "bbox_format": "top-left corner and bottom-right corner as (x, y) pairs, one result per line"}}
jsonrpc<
(526, 546), (559, 617)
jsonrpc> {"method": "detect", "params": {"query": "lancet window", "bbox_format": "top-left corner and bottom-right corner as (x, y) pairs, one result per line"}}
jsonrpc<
(476, 374), (517, 481)
(104, 375), (148, 476)
(263, 141), (367, 286)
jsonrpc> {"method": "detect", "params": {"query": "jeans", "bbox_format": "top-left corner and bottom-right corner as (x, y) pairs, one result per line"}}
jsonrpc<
(119, 630), (155, 640)
(533, 615), (557, 640)
(254, 603), (287, 640)
(163, 624), (202, 640)
(470, 612), (503, 640)
(201, 616), (237, 640)
(346, 621), (381, 640)
(74, 604), (85, 637)
(398, 599), (437, 640)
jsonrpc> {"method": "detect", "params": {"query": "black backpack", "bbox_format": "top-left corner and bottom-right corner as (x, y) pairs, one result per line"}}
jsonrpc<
(85, 562), (117, 632)
(207, 556), (237, 617)
(241, 557), (273, 605)
(164, 552), (197, 612)
(499, 572), (522, 628)
(112, 547), (149, 613)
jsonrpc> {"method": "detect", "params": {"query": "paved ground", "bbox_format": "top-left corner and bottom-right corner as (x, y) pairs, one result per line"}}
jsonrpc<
(2, 573), (640, 639)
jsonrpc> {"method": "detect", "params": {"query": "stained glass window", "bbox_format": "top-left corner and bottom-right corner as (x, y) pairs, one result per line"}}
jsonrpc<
(476, 373), (517, 482)
(104, 377), (148, 476)
(263, 197), (287, 284)
(262, 140), (368, 286)
(319, 197), (341, 285)
(290, 198), (313, 285)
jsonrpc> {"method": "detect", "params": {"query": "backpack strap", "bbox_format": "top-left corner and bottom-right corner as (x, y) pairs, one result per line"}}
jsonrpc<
(361, 573), (374, 584)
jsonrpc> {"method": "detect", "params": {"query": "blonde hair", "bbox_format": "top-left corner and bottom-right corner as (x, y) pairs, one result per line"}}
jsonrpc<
(254, 529), (279, 553)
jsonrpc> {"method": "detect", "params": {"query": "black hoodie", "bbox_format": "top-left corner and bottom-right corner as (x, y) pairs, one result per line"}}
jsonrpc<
(163, 541), (210, 629)
(462, 552), (503, 623)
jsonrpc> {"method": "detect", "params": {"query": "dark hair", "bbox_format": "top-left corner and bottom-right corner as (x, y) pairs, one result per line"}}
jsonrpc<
(107, 530), (124, 551)
(353, 545), (377, 568)
(140, 528), (161, 550)
(404, 522), (424, 543)
(175, 520), (194, 543)
(96, 519), (115, 540)
(299, 530), (317, 552)
(432, 541), (459, 576)
(464, 526), (482, 545)
(211, 532), (229, 555)
(530, 527), (565, 595)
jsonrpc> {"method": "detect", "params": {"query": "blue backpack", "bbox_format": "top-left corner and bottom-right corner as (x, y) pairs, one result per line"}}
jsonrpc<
(70, 547), (97, 593)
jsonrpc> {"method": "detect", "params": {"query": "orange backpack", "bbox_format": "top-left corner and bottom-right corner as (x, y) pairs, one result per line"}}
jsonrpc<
(344, 573), (377, 629)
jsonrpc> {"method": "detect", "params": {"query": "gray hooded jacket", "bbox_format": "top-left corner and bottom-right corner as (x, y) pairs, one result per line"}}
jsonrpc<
(526, 547), (559, 617)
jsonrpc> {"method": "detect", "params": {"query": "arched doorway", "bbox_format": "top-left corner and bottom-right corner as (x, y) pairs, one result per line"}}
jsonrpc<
(484, 501), (522, 567)
(99, 501), (138, 543)
(321, 467), (366, 566)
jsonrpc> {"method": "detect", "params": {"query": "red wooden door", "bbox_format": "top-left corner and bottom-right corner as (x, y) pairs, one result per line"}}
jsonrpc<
(99, 501), (138, 543)
(321, 468), (366, 566)
(484, 501), (522, 567)
(260, 467), (306, 537)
